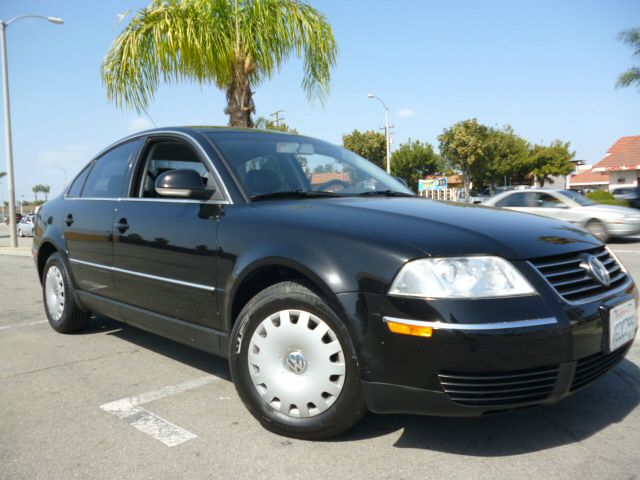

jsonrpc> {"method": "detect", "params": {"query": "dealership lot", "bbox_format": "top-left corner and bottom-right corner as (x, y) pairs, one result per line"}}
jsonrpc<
(1, 227), (639, 479)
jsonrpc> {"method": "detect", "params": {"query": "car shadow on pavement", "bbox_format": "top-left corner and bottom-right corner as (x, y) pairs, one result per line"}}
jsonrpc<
(81, 316), (639, 455)
(609, 236), (640, 245)
(81, 315), (231, 381)
(339, 359), (640, 455)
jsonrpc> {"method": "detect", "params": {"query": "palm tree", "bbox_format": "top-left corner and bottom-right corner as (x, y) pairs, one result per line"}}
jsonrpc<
(32, 185), (40, 202)
(42, 185), (50, 201)
(101, 0), (337, 127)
(617, 28), (640, 90)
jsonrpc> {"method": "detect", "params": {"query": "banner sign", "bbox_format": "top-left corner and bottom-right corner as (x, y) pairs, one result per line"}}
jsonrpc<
(419, 177), (448, 191)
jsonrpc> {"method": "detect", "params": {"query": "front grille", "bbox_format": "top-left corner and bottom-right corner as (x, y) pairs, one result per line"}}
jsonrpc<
(438, 365), (559, 407)
(529, 247), (628, 303)
(570, 347), (629, 392)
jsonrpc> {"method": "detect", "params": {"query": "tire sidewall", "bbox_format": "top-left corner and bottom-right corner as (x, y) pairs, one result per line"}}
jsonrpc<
(42, 253), (78, 332)
(229, 284), (363, 438)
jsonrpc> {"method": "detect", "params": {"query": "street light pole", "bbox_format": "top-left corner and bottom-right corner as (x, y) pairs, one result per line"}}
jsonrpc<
(0, 14), (63, 247)
(368, 93), (391, 174)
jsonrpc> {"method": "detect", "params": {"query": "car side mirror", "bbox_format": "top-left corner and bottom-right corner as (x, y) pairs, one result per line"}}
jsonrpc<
(155, 169), (214, 199)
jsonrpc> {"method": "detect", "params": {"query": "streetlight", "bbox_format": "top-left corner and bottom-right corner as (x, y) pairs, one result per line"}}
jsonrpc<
(49, 164), (67, 188)
(1, 14), (63, 247)
(367, 93), (391, 174)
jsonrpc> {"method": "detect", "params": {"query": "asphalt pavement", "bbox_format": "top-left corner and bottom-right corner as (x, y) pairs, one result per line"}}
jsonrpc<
(1, 225), (639, 480)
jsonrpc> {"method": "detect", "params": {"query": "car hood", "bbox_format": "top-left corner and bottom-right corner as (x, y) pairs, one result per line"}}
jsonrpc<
(255, 197), (602, 260)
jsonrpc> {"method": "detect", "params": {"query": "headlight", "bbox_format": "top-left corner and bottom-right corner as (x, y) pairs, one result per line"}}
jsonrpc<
(389, 256), (536, 299)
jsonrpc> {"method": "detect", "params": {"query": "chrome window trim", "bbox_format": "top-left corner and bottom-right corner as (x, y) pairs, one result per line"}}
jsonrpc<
(64, 129), (233, 203)
(69, 258), (215, 292)
(63, 197), (230, 205)
(382, 316), (558, 331)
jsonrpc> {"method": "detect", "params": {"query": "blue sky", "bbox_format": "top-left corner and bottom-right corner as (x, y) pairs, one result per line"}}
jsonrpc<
(0, 0), (639, 200)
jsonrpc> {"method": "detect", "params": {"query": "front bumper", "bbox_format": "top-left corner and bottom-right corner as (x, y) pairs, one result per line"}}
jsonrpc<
(607, 220), (640, 237)
(337, 275), (638, 416)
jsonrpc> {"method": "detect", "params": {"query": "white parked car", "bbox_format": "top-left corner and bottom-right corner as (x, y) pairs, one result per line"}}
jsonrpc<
(484, 189), (640, 241)
(17, 216), (35, 237)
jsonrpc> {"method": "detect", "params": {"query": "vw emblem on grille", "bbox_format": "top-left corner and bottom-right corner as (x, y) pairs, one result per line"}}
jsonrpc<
(285, 351), (307, 375)
(586, 254), (611, 287)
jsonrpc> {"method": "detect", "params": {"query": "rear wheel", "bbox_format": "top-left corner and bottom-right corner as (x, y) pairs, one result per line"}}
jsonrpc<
(586, 220), (609, 242)
(229, 281), (366, 440)
(42, 253), (90, 333)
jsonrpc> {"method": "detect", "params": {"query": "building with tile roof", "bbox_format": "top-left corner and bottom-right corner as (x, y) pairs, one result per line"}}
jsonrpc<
(592, 135), (640, 189)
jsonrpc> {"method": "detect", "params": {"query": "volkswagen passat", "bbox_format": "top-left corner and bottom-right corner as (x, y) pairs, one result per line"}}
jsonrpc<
(33, 128), (638, 439)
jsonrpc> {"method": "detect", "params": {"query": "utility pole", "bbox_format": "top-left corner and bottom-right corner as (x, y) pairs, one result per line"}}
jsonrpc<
(270, 110), (285, 127)
(368, 94), (392, 173)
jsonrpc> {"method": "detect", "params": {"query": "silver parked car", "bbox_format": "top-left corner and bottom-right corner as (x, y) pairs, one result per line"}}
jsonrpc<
(17, 216), (35, 237)
(484, 189), (640, 241)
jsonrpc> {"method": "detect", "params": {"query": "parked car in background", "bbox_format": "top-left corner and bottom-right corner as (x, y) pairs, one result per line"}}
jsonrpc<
(611, 187), (640, 209)
(33, 128), (637, 439)
(18, 215), (35, 237)
(485, 188), (640, 241)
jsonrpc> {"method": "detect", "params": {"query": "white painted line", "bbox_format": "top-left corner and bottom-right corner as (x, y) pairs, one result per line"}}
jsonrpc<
(609, 250), (640, 254)
(100, 375), (218, 447)
(0, 320), (47, 331)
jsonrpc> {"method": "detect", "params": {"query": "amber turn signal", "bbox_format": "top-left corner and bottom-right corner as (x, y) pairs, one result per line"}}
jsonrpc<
(386, 321), (433, 338)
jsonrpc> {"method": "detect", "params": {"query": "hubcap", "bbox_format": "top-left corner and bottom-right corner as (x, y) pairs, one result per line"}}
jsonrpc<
(45, 266), (65, 321)
(247, 309), (346, 418)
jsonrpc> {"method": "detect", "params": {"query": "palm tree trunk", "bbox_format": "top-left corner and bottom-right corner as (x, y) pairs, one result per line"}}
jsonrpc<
(224, 55), (256, 128)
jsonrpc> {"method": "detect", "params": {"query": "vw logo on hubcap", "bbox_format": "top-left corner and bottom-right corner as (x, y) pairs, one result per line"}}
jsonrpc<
(586, 254), (611, 287)
(285, 350), (307, 375)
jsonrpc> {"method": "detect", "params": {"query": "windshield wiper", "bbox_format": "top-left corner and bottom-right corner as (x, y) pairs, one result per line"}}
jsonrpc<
(357, 190), (415, 197)
(249, 190), (340, 201)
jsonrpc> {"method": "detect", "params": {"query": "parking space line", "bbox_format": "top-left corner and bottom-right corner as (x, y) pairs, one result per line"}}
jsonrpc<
(100, 375), (219, 447)
(609, 250), (640, 254)
(0, 320), (47, 331)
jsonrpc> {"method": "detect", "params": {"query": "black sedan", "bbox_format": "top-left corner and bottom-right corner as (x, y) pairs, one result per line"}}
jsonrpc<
(33, 127), (638, 439)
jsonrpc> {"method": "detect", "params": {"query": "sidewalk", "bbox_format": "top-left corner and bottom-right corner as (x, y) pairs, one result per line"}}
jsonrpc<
(0, 225), (34, 257)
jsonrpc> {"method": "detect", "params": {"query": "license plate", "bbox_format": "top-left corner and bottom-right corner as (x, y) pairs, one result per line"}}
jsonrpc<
(609, 299), (638, 352)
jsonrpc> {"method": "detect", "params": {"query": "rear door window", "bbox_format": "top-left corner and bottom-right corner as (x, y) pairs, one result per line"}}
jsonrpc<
(67, 166), (92, 198)
(82, 140), (142, 198)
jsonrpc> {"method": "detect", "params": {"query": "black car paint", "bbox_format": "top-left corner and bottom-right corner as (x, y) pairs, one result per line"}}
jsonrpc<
(34, 127), (637, 417)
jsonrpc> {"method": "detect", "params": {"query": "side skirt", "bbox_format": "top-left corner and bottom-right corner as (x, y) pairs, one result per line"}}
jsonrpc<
(77, 291), (229, 358)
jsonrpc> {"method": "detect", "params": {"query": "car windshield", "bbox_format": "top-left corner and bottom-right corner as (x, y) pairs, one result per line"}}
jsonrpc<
(561, 189), (595, 206)
(207, 131), (414, 199)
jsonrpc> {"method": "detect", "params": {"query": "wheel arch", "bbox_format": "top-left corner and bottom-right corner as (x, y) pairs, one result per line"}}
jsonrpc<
(224, 256), (348, 334)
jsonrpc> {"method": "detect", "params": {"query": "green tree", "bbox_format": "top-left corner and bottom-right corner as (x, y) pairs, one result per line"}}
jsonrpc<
(530, 140), (575, 187)
(438, 119), (490, 201)
(482, 126), (531, 195)
(617, 28), (640, 90)
(42, 185), (51, 201)
(342, 129), (386, 170)
(32, 185), (41, 202)
(390, 140), (441, 192)
(254, 116), (299, 133)
(102, 0), (337, 127)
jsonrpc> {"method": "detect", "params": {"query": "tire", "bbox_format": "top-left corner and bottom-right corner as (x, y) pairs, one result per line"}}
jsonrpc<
(229, 281), (366, 440)
(42, 252), (90, 333)
(586, 220), (609, 242)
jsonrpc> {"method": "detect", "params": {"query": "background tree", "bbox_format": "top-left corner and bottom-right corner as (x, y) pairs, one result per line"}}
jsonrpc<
(342, 129), (386, 170)
(102, 0), (337, 127)
(617, 27), (640, 90)
(254, 116), (299, 133)
(482, 126), (531, 195)
(438, 119), (490, 201)
(42, 185), (51, 201)
(32, 185), (40, 202)
(390, 140), (442, 191)
(530, 140), (575, 186)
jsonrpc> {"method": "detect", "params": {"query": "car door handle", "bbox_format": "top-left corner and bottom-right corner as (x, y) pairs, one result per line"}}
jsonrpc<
(65, 214), (74, 227)
(115, 218), (129, 233)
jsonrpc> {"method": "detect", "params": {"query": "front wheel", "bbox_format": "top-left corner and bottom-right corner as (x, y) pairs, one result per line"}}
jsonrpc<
(229, 282), (366, 440)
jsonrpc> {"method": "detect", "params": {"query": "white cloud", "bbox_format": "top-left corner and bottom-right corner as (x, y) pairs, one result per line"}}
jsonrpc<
(128, 116), (155, 133)
(33, 145), (95, 197)
(395, 108), (416, 119)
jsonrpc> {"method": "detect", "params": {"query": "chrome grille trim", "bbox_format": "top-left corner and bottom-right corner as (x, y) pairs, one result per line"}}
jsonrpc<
(528, 247), (631, 304)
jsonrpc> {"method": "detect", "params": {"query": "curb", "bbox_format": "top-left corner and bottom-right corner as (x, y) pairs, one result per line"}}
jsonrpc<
(0, 247), (32, 257)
